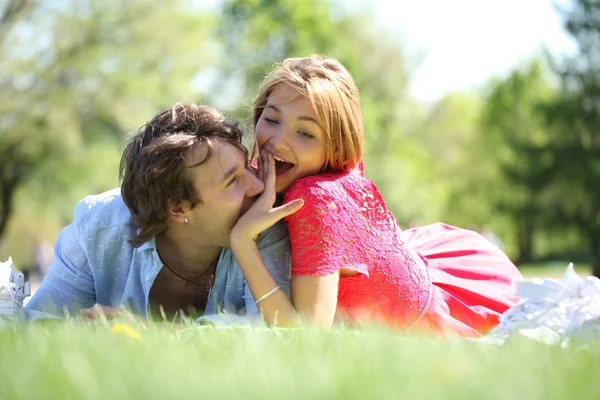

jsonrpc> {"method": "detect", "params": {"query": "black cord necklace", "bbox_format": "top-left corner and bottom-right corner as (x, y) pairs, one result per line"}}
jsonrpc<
(157, 251), (214, 288)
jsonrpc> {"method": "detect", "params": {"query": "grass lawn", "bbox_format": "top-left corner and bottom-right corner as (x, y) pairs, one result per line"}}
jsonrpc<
(1, 321), (599, 399)
(518, 261), (592, 280)
(4, 261), (597, 399)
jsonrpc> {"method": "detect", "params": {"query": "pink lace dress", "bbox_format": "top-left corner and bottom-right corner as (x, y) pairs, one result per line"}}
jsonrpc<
(283, 166), (522, 336)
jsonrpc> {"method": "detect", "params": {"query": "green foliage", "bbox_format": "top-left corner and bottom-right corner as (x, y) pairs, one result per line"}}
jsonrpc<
(546, 0), (600, 268)
(478, 61), (557, 262)
(0, 0), (217, 263)
(1, 0), (598, 269)
(216, 0), (427, 226)
(416, 93), (487, 227)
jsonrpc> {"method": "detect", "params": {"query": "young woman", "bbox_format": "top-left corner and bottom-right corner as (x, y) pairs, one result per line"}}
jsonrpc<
(230, 55), (522, 336)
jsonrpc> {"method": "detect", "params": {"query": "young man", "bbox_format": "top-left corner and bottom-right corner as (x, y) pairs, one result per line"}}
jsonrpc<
(23, 104), (292, 323)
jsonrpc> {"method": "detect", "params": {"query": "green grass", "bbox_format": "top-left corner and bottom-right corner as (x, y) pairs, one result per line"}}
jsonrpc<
(1, 320), (600, 399)
(518, 261), (592, 280)
(4, 261), (597, 399)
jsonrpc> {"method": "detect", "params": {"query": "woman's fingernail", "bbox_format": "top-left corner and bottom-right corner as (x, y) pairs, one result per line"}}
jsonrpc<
(293, 199), (304, 208)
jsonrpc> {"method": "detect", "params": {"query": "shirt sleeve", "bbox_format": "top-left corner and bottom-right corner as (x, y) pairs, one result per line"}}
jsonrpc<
(194, 284), (269, 327)
(255, 220), (292, 293)
(243, 220), (292, 316)
(196, 234), (290, 327)
(284, 181), (369, 277)
(25, 218), (97, 320)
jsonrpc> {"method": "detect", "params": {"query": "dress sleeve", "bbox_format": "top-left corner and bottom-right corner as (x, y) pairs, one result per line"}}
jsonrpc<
(283, 179), (369, 277)
(255, 220), (291, 295)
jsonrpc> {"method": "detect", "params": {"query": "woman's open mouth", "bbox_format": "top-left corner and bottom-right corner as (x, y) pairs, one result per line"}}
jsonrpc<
(273, 156), (294, 179)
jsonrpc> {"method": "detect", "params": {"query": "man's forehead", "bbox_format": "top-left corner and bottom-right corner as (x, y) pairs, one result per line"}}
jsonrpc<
(186, 139), (245, 166)
(187, 139), (247, 184)
(186, 141), (210, 168)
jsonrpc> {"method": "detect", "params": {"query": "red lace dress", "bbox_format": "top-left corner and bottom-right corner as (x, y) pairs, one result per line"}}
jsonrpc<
(283, 166), (522, 336)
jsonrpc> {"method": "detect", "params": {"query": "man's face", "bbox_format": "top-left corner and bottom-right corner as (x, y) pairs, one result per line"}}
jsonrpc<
(184, 139), (264, 247)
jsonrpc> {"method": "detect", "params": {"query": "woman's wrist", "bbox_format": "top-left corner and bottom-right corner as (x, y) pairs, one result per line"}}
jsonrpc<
(230, 224), (256, 242)
(229, 229), (259, 251)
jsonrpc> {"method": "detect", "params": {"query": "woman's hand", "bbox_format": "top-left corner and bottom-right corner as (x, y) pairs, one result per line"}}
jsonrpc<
(231, 150), (303, 242)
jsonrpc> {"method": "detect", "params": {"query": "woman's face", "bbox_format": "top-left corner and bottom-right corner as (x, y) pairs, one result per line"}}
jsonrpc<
(255, 84), (328, 194)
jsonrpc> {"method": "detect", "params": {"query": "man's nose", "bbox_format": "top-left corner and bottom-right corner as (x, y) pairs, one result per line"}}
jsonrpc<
(244, 169), (265, 197)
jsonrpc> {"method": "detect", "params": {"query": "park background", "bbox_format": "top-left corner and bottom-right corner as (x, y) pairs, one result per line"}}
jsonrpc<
(0, 0), (598, 277)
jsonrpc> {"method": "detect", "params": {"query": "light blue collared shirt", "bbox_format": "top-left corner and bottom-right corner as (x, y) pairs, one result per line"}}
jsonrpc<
(25, 189), (291, 324)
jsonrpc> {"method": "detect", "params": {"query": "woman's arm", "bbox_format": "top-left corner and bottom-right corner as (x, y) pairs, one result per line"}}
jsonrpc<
(291, 272), (340, 327)
(229, 237), (299, 326)
(230, 151), (340, 328)
(230, 236), (341, 327)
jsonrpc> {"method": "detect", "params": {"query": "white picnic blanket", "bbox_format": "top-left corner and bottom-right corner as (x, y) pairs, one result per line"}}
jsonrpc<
(482, 263), (600, 347)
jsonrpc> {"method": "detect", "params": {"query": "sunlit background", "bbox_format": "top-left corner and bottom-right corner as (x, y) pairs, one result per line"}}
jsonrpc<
(1, 0), (598, 276)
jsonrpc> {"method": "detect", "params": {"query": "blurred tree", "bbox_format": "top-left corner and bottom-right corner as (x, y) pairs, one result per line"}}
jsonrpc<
(0, 0), (217, 244)
(417, 93), (489, 229)
(479, 61), (557, 263)
(217, 0), (430, 226)
(547, 0), (600, 275)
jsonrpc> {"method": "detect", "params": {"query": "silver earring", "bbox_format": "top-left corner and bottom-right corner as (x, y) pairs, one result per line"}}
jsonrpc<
(184, 217), (189, 224)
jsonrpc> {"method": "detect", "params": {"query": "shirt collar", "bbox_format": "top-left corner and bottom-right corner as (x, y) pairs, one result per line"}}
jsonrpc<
(135, 236), (157, 253)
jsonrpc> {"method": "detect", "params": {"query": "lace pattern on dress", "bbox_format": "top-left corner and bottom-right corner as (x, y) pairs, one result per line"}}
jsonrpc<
(284, 169), (432, 327)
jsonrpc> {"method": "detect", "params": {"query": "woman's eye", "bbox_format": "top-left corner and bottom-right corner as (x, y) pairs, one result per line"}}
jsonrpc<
(227, 177), (239, 187)
(298, 131), (314, 139)
(264, 117), (278, 124)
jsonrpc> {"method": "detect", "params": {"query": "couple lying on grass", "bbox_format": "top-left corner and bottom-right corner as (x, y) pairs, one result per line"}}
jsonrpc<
(25, 55), (522, 336)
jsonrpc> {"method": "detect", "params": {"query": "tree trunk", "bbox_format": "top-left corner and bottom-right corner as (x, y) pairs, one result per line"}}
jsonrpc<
(0, 176), (18, 239)
(591, 235), (600, 278)
(516, 218), (534, 264)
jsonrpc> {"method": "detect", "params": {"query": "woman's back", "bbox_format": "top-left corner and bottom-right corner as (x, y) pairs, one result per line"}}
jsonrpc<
(284, 167), (522, 334)
(284, 167), (433, 327)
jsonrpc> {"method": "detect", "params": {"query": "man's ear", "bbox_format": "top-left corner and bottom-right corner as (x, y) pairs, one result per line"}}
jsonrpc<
(166, 198), (192, 223)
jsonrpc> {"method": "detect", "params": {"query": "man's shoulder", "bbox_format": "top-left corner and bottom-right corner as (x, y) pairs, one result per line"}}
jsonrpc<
(256, 220), (290, 251)
(73, 188), (133, 233)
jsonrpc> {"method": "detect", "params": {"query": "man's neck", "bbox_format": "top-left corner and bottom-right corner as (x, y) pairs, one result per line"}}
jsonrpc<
(154, 232), (221, 280)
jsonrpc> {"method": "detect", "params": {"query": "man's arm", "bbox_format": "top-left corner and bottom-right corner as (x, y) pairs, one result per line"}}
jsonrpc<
(25, 221), (96, 320)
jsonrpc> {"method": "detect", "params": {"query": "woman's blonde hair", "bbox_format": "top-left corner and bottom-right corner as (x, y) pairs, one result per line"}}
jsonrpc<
(253, 55), (363, 172)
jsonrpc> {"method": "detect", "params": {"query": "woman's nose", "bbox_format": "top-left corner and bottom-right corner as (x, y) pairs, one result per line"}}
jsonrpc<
(269, 129), (290, 152)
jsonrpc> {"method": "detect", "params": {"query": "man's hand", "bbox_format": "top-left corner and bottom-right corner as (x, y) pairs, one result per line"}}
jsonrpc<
(80, 305), (139, 320)
(231, 150), (303, 242)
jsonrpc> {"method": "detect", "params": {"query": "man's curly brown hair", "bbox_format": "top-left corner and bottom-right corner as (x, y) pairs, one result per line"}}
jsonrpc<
(119, 104), (247, 247)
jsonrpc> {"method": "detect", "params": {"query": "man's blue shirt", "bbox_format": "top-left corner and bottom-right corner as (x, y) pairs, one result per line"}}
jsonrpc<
(25, 188), (291, 323)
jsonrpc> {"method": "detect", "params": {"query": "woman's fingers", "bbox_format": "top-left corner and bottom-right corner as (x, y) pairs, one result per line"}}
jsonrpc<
(231, 149), (299, 242)
(263, 150), (276, 194)
(247, 198), (303, 235)
(256, 153), (265, 182)
(271, 198), (304, 220)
